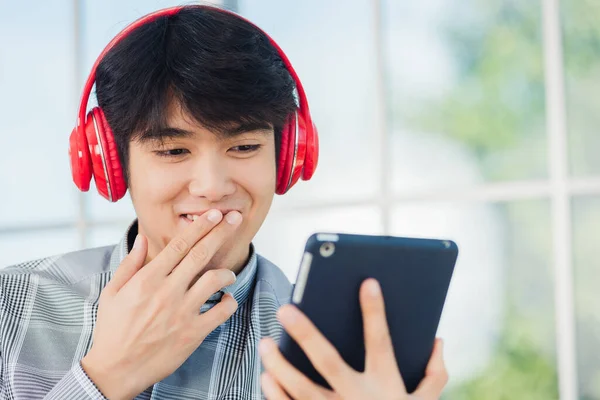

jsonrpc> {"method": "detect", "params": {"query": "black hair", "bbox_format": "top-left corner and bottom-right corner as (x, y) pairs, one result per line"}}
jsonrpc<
(95, 5), (298, 183)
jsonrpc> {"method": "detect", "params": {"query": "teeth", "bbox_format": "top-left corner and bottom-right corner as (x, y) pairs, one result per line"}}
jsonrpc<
(184, 214), (198, 221)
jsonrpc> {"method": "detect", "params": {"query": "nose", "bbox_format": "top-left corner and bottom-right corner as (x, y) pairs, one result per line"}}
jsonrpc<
(188, 154), (236, 202)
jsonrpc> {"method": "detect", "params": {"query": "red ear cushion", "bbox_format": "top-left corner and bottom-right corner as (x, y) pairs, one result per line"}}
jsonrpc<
(288, 112), (307, 189)
(94, 109), (127, 202)
(84, 108), (127, 202)
(84, 111), (109, 200)
(69, 126), (93, 191)
(302, 121), (318, 180)
(276, 113), (296, 195)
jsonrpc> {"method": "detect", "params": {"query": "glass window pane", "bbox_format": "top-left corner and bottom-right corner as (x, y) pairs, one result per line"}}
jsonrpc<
(385, 0), (547, 194)
(86, 190), (136, 222)
(572, 196), (600, 399)
(253, 206), (382, 281)
(0, 229), (79, 269)
(561, 0), (600, 176)
(0, 0), (78, 226)
(237, 0), (380, 203)
(87, 223), (131, 249)
(391, 200), (558, 398)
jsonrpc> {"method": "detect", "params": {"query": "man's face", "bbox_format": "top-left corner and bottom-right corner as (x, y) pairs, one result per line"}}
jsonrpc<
(127, 101), (277, 272)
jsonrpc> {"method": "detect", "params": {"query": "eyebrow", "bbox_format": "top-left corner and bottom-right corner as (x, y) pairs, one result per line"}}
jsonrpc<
(224, 122), (273, 136)
(140, 122), (273, 141)
(140, 127), (194, 141)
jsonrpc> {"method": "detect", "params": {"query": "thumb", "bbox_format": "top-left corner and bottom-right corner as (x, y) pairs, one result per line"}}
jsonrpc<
(105, 234), (148, 293)
(412, 338), (449, 399)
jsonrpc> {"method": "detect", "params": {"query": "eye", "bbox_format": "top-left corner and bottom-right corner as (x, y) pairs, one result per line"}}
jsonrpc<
(155, 148), (190, 158)
(230, 144), (262, 153)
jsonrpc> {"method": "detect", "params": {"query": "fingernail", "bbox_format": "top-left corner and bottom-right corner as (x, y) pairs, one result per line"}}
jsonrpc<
(226, 211), (242, 225)
(132, 234), (140, 250)
(367, 279), (381, 296)
(207, 209), (222, 223)
(230, 270), (237, 282)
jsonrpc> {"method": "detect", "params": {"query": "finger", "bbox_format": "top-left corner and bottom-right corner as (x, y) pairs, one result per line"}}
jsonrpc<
(185, 269), (237, 311)
(144, 209), (224, 277)
(361, 279), (401, 379)
(276, 305), (356, 394)
(167, 211), (242, 286)
(259, 338), (330, 400)
(412, 339), (449, 399)
(193, 293), (238, 335)
(261, 372), (292, 400)
(104, 234), (147, 294)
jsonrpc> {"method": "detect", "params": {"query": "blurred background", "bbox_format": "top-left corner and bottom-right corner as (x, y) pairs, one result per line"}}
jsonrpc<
(1, 0), (599, 398)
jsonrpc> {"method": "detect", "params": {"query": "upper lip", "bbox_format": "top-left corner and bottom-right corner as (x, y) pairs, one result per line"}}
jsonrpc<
(180, 209), (238, 216)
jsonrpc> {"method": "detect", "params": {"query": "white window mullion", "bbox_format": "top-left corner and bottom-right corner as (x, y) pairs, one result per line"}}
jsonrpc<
(542, 0), (578, 399)
(72, 0), (88, 249)
(372, 0), (392, 234)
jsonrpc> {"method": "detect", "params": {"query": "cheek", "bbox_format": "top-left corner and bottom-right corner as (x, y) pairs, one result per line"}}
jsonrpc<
(128, 151), (185, 204)
(241, 157), (276, 230)
(237, 152), (277, 200)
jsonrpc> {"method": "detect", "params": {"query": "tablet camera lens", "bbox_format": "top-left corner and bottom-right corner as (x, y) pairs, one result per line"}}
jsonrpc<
(320, 242), (335, 258)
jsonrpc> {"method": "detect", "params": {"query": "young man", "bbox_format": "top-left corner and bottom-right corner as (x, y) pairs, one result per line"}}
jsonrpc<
(0, 5), (448, 399)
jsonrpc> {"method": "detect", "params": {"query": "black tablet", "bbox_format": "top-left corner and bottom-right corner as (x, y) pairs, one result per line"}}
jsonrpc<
(278, 232), (458, 393)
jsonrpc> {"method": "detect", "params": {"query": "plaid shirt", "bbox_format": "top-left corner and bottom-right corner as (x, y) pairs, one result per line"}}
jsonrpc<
(0, 222), (292, 399)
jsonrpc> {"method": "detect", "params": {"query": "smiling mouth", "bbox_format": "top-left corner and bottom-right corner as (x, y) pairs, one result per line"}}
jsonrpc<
(182, 214), (199, 222)
(180, 210), (237, 222)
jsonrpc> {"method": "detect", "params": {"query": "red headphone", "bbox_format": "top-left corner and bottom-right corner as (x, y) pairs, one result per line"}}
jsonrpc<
(69, 5), (319, 202)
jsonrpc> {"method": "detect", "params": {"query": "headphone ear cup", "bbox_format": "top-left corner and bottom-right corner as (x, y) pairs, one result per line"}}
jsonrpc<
(84, 107), (127, 202)
(276, 113), (296, 195)
(301, 120), (318, 180)
(69, 125), (93, 192)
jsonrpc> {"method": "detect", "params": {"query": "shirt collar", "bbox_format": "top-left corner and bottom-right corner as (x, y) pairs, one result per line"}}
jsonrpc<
(109, 220), (258, 310)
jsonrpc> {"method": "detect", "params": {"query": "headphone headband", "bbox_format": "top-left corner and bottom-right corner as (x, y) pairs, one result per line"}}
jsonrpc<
(76, 5), (312, 138)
